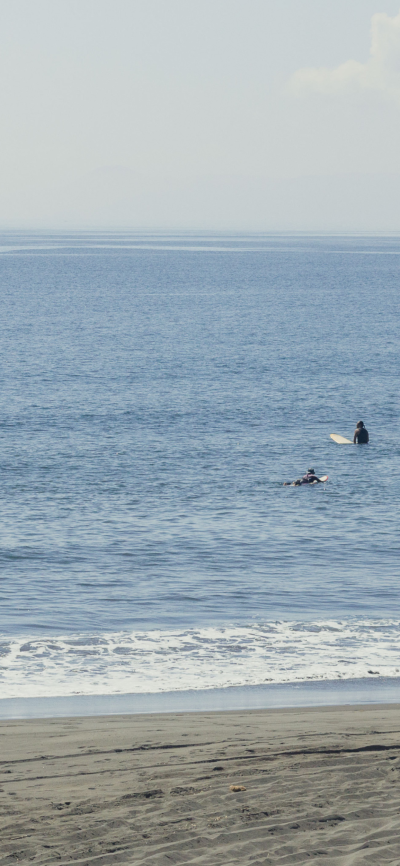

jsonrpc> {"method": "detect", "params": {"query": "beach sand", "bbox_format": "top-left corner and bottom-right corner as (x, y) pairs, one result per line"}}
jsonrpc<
(1, 703), (400, 864)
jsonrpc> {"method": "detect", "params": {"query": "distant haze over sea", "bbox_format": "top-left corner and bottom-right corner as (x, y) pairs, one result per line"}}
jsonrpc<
(3, 170), (400, 232)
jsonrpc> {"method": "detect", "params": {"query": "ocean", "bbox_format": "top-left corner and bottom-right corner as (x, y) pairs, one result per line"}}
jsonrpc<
(0, 231), (399, 709)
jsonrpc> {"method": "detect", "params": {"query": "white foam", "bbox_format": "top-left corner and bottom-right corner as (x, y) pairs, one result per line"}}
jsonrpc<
(1, 620), (399, 699)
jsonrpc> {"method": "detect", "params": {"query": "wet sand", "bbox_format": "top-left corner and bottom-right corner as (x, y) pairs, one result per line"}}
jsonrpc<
(1, 703), (400, 864)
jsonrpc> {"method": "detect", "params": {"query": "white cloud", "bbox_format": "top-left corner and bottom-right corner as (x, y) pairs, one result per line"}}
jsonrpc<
(288, 9), (400, 102)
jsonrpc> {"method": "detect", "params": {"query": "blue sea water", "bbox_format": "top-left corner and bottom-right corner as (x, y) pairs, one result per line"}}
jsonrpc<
(0, 231), (399, 701)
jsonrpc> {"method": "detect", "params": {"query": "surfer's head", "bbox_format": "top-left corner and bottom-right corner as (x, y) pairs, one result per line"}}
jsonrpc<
(307, 468), (315, 474)
(356, 421), (364, 429)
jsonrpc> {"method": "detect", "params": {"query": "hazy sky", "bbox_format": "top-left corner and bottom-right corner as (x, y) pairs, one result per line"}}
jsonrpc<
(2, 0), (400, 230)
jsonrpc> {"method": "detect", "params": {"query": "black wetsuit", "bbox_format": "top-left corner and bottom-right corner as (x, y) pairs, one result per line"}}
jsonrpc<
(301, 473), (321, 484)
(354, 427), (369, 444)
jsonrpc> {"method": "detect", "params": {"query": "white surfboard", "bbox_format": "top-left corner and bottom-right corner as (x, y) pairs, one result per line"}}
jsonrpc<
(311, 475), (328, 483)
(330, 434), (353, 445)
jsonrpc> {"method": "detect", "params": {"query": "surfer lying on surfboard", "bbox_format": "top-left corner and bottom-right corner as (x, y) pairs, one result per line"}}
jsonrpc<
(284, 468), (328, 486)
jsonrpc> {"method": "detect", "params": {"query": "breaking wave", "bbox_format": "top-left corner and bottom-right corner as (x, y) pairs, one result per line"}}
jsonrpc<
(1, 619), (400, 699)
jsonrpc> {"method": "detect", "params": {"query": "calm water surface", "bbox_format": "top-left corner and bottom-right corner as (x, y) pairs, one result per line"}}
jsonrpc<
(0, 232), (399, 698)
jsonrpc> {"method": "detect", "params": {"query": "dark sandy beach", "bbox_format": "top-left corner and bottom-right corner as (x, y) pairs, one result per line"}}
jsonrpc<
(1, 703), (400, 864)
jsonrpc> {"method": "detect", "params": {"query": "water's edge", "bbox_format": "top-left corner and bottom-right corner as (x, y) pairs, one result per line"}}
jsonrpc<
(1, 677), (399, 720)
(2, 620), (400, 700)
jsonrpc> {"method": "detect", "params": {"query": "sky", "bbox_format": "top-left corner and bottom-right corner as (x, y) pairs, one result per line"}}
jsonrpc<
(1, 0), (400, 230)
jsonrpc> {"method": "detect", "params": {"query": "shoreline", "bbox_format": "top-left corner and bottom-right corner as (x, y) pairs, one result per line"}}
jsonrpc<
(2, 702), (400, 864)
(1, 675), (400, 720)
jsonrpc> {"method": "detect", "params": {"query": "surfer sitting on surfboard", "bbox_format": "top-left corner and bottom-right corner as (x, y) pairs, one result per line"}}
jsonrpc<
(354, 421), (369, 444)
